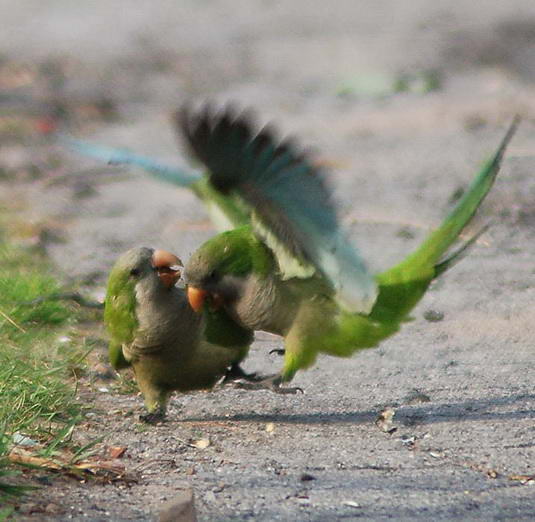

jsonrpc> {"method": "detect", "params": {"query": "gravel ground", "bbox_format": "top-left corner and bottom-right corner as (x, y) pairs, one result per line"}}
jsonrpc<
(2, 1), (535, 520)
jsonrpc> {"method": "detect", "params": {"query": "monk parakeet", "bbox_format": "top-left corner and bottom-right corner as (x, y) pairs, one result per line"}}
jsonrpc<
(104, 246), (253, 422)
(179, 105), (518, 392)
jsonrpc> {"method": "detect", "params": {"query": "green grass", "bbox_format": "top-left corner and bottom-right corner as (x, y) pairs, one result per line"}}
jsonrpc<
(0, 238), (90, 502)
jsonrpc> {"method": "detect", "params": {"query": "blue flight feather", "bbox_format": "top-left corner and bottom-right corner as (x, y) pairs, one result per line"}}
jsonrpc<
(62, 137), (201, 187)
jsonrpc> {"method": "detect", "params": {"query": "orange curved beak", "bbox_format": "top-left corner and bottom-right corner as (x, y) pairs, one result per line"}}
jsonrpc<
(187, 286), (208, 312)
(151, 249), (183, 289)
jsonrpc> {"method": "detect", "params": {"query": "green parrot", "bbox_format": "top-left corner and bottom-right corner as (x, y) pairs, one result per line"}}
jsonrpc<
(104, 246), (253, 422)
(179, 105), (518, 392)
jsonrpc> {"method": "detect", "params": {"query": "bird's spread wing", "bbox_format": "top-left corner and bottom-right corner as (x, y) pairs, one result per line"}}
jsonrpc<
(62, 137), (250, 231)
(63, 137), (201, 186)
(178, 105), (378, 314)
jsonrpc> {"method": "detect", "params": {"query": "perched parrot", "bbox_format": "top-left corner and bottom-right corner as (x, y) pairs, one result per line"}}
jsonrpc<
(104, 246), (254, 422)
(178, 105), (518, 392)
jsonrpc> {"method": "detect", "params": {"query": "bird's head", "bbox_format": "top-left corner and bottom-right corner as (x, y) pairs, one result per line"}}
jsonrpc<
(184, 228), (264, 312)
(108, 247), (183, 294)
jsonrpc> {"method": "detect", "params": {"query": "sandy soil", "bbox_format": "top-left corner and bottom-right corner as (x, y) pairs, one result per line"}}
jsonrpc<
(2, 1), (535, 520)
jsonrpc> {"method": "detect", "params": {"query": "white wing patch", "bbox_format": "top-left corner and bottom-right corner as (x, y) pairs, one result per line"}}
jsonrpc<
(251, 214), (315, 280)
(252, 212), (378, 315)
(204, 200), (240, 232)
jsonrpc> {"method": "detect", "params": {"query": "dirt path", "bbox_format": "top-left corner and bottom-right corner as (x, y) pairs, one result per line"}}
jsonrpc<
(2, 1), (535, 520)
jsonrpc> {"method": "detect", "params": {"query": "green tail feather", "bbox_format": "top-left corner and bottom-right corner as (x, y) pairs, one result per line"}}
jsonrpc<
(370, 119), (518, 324)
(433, 223), (490, 277)
(379, 117), (518, 286)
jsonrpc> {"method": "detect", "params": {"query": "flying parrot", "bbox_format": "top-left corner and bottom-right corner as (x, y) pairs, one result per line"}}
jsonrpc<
(177, 105), (518, 393)
(104, 246), (254, 422)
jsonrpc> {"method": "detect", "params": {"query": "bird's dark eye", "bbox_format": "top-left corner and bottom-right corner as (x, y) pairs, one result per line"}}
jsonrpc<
(130, 268), (141, 277)
(202, 269), (218, 286)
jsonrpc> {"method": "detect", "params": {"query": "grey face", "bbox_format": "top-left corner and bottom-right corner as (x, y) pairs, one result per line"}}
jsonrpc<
(116, 247), (155, 281)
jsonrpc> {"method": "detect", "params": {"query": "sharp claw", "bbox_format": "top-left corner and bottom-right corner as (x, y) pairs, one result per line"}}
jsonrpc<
(232, 375), (304, 394)
(274, 385), (304, 395)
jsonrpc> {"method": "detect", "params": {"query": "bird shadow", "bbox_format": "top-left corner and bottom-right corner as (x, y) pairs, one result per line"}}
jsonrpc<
(179, 392), (535, 427)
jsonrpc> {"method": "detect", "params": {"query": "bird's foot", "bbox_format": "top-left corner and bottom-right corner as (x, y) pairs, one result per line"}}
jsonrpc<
(269, 348), (285, 356)
(232, 374), (303, 394)
(139, 411), (166, 424)
(221, 364), (264, 385)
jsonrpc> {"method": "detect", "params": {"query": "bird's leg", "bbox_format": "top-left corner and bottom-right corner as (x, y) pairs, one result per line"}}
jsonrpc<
(135, 372), (170, 423)
(232, 373), (303, 394)
(221, 363), (262, 384)
(139, 409), (166, 424)
(234, 338), (303, 393)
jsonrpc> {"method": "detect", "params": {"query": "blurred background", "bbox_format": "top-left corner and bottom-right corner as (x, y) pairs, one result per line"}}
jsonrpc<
(1, 0), (534, 286)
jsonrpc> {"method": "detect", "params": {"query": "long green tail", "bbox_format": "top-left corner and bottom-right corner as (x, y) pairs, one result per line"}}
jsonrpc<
(372, 118), (518, 322)
(380, 118), (518, 285)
